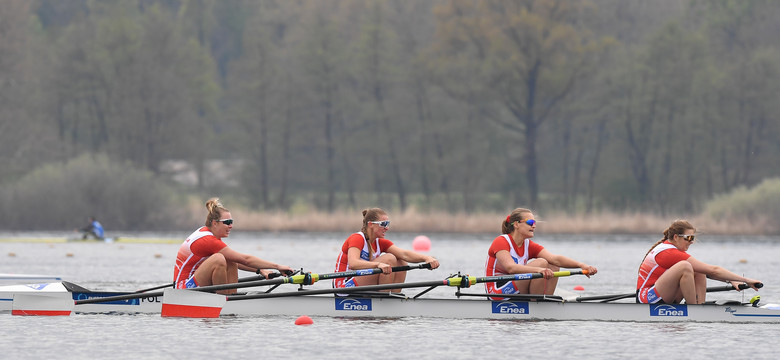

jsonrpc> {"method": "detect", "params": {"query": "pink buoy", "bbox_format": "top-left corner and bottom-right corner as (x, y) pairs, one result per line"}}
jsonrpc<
(573, 285), (585, 291)
(412, 235), (431, 252)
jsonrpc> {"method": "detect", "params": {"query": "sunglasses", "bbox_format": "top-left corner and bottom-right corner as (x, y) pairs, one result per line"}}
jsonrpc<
(369, 220), (390, 228)
(678, 234), (695, 242)
(217, 219), (234, 226)
(517, 219), (536, 226)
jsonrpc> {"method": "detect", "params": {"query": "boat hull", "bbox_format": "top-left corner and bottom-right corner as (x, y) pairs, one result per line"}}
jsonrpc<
(3, 283), (780, 323)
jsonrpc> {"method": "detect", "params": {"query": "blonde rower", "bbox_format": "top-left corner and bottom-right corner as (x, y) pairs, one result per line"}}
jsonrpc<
(173, 198), (293, 295)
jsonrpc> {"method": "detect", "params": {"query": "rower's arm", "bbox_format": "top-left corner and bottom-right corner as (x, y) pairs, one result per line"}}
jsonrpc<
(386, 245), (439, 269)
(689, 256), (760, 287)
(346, 246), (385, 270)
(495, 250), (546, 274)
(538, 249), (598, 276)
(218, 246), (287, 271)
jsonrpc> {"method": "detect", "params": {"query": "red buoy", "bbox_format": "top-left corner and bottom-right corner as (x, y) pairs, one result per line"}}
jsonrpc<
(295, 315), (313, 325)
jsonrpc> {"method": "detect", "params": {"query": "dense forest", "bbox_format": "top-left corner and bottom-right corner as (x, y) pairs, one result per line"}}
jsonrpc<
(1, 0), (779, 230)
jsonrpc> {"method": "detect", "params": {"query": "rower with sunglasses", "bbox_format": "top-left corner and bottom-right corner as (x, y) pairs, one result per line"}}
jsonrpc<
(173, 198), (293, 295)
(333, 207), (439, 292)
(486, 208), (598, 300)
(636, 219), (761, 304)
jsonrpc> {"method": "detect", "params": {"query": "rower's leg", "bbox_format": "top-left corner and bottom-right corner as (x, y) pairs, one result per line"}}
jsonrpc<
(654, 261), (697, 304)
(368, 253), (403, 292)
(353, 253), (400, 290)
(521, 258), (559, 295)
(192, 253), (233, 295)
(224, 261), (239, 294)
(694, 272), (707, 303)
(391, 259), (409, 285)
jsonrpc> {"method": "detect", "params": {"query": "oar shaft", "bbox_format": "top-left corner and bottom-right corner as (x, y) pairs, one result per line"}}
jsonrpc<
(316, 263), (432, 280)
(575, 282), (764, 302)
(76, 264), (433, 305)
(228, 279), (449, 300)
(228, 269), (585, 300)
(132, 272), (281, 293)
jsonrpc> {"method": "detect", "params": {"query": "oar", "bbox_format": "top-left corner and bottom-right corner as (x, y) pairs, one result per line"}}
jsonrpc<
(228, 269), (588, 301)
(132, 271), (286, 293)
(75, 263), (431, 305)
(573, 282), (764, 303)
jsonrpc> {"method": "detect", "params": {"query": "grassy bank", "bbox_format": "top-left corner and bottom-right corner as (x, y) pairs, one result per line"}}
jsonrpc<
(194, 205), (773, 236)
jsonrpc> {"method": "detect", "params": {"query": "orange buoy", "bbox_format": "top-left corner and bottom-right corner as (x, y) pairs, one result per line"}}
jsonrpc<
(295, 315), (313, 326)
(573, 285), (585, 291)
(412, 235), (431, 252)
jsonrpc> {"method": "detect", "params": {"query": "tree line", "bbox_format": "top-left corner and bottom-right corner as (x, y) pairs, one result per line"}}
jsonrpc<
(1, 0), (779, 222)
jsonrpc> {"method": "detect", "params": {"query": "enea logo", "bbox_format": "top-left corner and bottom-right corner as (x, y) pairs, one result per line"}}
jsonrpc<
(491, 301), (529, 315)
(650, 304), (688, 317)
(335, 298), (372, 311)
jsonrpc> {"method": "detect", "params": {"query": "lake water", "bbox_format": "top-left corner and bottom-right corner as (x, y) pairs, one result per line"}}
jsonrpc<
(1, 231), (779, 359)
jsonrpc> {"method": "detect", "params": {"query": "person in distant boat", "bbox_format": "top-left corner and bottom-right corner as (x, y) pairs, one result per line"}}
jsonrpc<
(636, 219), (761, 305)
(79, 216), (105, 240)
(174, 198), (293, 295)
(485, 208), (598, 299)
(333, 207), (439, 292)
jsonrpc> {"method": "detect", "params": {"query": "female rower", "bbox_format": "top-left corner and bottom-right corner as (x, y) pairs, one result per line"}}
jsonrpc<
(333, 207), (439, 292)
(173, 198), (293, 295)
(636, 219), (761, 304)
(486, 208), (597, 299)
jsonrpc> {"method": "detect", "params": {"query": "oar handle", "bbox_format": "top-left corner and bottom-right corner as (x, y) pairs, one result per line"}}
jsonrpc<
(255, 269), (293, 278)
(711, 282), (763, 292)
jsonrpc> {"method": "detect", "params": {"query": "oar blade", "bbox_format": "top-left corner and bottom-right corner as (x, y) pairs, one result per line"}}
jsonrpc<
(12, 293), (74, 316)
(161, 289), (226, 318)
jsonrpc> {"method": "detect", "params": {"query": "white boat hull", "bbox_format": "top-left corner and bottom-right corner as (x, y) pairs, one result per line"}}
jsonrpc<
(3, 282), (780, 323)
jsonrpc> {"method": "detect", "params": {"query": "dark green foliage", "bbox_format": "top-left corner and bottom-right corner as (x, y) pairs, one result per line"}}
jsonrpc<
(0, 154), (187, 231)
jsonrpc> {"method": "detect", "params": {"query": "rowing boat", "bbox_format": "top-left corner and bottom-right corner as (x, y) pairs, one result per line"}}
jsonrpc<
(0, 236), (180, 244)
(2, 281), (778, 323)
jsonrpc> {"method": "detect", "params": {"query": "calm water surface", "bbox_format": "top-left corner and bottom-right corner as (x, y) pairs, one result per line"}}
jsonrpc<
(1, 231), (779, 359)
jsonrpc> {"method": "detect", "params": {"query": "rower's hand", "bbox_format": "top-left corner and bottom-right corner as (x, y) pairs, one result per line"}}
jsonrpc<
(426, 257), (440, 270)
(277, 265), (294, 276)
(582, 264), (598, 277)
(258, 269), (274, 279)
(539, 268), (554, 279)
(734, 279), (762, 291)
(378, 263), (392, 274)
(748, 280), (763, 291)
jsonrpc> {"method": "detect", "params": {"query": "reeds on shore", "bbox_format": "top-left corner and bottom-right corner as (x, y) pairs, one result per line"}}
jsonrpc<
(194, 205), (771, 235)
